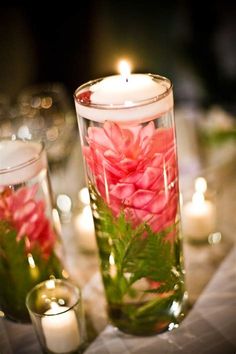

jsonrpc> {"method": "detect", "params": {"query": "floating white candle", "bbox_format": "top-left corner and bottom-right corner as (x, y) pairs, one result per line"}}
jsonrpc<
(182, 177), (216, 241)
(75, 60), (173, 123)
(0, 140), (46, 186)
(41, 304), (80, 354)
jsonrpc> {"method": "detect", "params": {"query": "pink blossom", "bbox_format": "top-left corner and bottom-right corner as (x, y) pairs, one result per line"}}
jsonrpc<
(0, 185), (56, 257)
(84, 121), (179, 236)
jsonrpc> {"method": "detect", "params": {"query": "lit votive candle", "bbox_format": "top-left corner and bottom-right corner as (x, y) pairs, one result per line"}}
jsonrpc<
(26, 279), (86, 354)
(78, 187), (90, 205)
(182, 177), (216, 242)
(42, 303), (80, 354)
(74, 205), (97, 252)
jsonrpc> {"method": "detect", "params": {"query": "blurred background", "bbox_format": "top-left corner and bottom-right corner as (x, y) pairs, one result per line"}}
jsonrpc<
(0, 0), (235, 109)
(0, 0), (236, 332)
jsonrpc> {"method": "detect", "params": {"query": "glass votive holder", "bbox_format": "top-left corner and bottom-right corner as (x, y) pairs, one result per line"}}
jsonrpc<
(181, 177), (220, 244)
(26, 279), (86, 354)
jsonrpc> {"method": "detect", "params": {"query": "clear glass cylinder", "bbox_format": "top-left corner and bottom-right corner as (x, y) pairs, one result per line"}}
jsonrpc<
(0, 139), (64, 322)
(74, 74), (187, 335)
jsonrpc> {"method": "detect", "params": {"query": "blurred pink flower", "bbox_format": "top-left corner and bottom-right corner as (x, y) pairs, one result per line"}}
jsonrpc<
(84, 121), (179, 235)
(0, 185), (56, 257)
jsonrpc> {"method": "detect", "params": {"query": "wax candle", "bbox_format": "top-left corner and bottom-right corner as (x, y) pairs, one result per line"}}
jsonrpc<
(0, 140), (46, 186)
(75, 60), (173, 123)
(182, 178), (216, 241)
(41, 305), (80, 354)
(78, 187), (90, 205)
(74, 205), (96, 252)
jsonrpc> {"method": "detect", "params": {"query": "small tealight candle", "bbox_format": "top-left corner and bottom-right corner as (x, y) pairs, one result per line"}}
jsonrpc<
(182, 177), (216, 241)
(42, 303), (80, 354)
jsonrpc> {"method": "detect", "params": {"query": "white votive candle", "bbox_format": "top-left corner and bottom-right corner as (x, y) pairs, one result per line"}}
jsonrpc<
(182, 181), (216, 241)
(78, 187), (90, 205)
(41, 306), (80, 354)
(74, 205), (96, 252)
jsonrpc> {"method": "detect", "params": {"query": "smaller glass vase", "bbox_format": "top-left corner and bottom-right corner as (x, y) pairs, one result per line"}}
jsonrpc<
(0, 139), (64, 323)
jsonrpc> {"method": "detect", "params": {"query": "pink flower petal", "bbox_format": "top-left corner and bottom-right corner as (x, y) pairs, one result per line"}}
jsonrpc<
(104, 122), (124, 150)
(13, 201), (37, 221)
(122, 171), (143, 184)
(151, 153), (164, 167)
(110, 183), (136, 199)
(135, 167), (162, 189)
(165, 146), (176, 166)
(88, 126), (116, 151)
(119, 158), (138, 171)
(144, 191), (168, 213)
(125, 190), (155, 209)
(15, 184), (38, 204)
(103, 159), (124, 178)
(125, 207), (153, 225)
(148, 173), (165, 191)
(140, 121), (155, 141)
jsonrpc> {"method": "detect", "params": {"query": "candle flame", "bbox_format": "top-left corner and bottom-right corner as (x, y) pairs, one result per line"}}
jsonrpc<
(109, 253), (115, 265)
(118, 60), (131, 80)
(78, 187), (90, 205)
(27, 253), (39, 279)
(109, 253), (117, 277)
(56, 194), (72, 213)
(50, 301), (60, 311)
(27, 253), (36, 268)
(45, 279), (56, 290)
(192, 191), (205, 206)
(195, 177), (207, 194)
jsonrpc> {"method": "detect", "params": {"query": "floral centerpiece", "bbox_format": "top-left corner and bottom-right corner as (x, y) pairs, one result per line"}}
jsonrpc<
(75, 72), (187, 335)
(0, 140), (63, 322)
(83, 121), (185, 334)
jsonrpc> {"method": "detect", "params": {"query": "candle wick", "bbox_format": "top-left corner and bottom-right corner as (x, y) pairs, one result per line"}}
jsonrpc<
(126, 77), (128, 83)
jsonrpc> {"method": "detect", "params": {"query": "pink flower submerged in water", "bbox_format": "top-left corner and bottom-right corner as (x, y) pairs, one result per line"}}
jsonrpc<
(0, 185), (56, 257)
(84, 121), (179, 235)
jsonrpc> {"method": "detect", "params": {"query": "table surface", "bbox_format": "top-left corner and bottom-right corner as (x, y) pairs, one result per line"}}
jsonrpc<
(1, 239), (235, 354)
(1, 112), (236, 353)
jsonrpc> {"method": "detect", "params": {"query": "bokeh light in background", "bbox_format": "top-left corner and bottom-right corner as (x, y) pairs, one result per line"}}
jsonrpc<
(0, 1), (235, 110)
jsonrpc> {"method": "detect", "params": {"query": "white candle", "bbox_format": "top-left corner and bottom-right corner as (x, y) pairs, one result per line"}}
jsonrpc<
(41, 305), (80, 354)
(78, 187), (90, 205)
(75, 60), (173, 123)
(0, 140), (46, 186)
(182, 178), (216, 241)
(74, 205), (97, 252)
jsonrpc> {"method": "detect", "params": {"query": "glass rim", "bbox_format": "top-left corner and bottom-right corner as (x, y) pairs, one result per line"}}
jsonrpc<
(26, 278), (81, 318)
(0, 138), (44, 175)
(74, 73), (173, 110)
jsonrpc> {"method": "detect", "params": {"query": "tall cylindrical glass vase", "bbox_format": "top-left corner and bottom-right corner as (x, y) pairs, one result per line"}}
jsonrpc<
(0, 139), (64, 322)
(74, 73), (187, 335)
